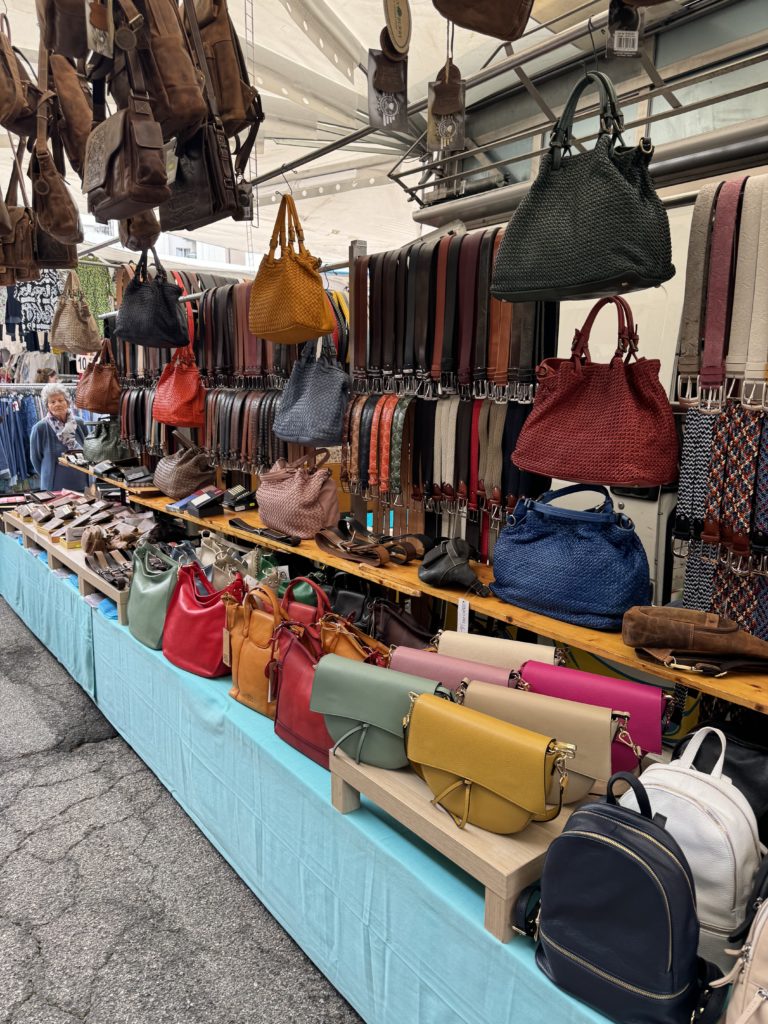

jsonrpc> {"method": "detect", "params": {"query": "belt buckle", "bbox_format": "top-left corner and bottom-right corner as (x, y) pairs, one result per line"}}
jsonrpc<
(382, 374), (395, 394)
(472, 380), (488, 399)
(671, 537), (690, 558)
(699, 384), (724, 414)
(493, 384), (509, 405)
(742, 380), (766, 410)
(517, 382), (534, 405)
(676, 374), (700, 407)
(729, 551), (754, 577)
(456, 497), (468, 517)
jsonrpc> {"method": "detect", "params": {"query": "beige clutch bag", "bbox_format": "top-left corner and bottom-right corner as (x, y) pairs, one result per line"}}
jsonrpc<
(462, 680), (617, 803)
(436, 630), (557, 670)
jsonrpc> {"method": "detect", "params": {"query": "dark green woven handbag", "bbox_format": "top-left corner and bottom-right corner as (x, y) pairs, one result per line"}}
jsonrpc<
(491, 71), (674, 302)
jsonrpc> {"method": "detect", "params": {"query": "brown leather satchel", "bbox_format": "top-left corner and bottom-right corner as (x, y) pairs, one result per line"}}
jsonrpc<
(0, 143), (38, 285)
(622, 606), (768, 675)
(39, 0), (88, 59)
(109, 0), (207, 143)
(49, 54), (92, 177)
(30, 44), (83, 247)
(119, 209), (160, 251)
(187, 0), (264, 141)
(75, 338), (121, 415)
(431, 0), (533, 40)
(83, 46), (170, 223)
(0, 14), (25, 128)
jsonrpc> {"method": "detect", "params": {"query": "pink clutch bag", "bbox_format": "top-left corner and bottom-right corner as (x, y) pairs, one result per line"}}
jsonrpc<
(389, 647), (512, 691)
(517, 660), (664, 772)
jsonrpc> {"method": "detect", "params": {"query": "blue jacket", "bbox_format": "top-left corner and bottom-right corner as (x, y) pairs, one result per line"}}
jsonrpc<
(29, 417), (87, 491)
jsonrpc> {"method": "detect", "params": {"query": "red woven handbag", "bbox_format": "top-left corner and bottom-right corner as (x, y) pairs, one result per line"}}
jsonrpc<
(153, 343), (206, 428)
(512, 296), (679, 487)
(271, 621), (333, 769)
(163, 562), (245, 677)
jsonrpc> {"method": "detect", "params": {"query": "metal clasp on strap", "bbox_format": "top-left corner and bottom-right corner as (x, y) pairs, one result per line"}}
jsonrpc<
(699, 385), (725, 414)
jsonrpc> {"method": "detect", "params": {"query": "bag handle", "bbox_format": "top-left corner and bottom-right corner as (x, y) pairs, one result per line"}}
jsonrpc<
(537, 483), (612, 510)
(607, 772), (653, 818)
(550, 71), (624, 169)
(242, 583), (283, 636)
(285, 446), (331, 471)
(570, 296), (639, 365)
(677, 726), (727, 777)
(281, 576), (332, 616)
(134, 542), (177, 574)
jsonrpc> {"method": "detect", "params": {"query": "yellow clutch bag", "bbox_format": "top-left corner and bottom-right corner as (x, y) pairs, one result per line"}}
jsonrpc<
(405, 693), (574, 834)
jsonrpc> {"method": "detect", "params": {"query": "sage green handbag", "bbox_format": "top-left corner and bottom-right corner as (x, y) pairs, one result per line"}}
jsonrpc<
(309, 653), (440, 769)
(82, 417), (131, 464)
(127, 544), (179, 650)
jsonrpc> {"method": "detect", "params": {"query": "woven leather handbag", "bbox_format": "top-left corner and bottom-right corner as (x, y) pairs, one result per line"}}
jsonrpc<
(273, 337), (350, 446)
(249, 194), (335, 344)
(82, 418), (130, 464)
(492, 71), (674, 301)
(432, 0), (532, 40)
(75, 338), (121, 415)
(152, 343), (206, 428)
(153, 432), (214, 499)
(163, 562), (245, 677)
(256, 449), (339, 539)
(50, 270), (102, 354)
(114, 248), (188, 348)
(491, 484), (651, 631)
(512, 296), (679, 486)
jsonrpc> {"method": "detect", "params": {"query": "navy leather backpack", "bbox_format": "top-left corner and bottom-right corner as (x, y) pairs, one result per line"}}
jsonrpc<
(516, 774), (726, 1024)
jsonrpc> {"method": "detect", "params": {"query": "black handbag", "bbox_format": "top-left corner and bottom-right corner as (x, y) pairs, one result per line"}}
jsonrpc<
(492, 71), (675, 302)
(330, 571), (371, 630)
(114, 248), (188, 348)
(673, 718), (768, 845)
(418, 538), (490, 597)
(367, 598), (433, 649)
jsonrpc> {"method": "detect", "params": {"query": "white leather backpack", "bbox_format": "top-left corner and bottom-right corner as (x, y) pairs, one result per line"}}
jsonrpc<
(621, 727), (765, 970)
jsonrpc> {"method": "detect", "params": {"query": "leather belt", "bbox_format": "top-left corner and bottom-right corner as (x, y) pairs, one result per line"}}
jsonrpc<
(403, 240), (424, 388)
(465, 397), (484, 550)
(368, 394), (387, 494)
(676, 182), (722, 404)
(456, 230), (485, 392)
(430, 235), (454, 388)
(472, 228), (499, 396)
(377, 394), (400, 500)
(741, 178), (768, 408)
(487, 232), (513, 398)
(368, 254), (385, 386)
(389, 395), (414, 503)
(352, 256), (369, 389)
(413, 238), (442, 384)
(454, 397), (474, 517)
(509, 302), (537, 404)
(348, 393), (367, 491)
(358, 394), (380, 496)
(381, 249), (400, 387)
(699, 177), (747, 410)
(393, 244), (412, 386)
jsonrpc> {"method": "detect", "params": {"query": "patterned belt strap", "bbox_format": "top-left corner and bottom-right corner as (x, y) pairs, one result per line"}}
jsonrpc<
(389, 396), (414, 503)
(674, 408), (715, 545)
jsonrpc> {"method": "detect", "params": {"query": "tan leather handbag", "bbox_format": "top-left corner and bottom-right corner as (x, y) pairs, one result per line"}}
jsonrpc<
(405, 693), (573, 834)
(249, 194), (335, 344)
(256, 448), (339, 539)
(75, 338), (121, 414)
(432, 0), (533, 40)
(227, 585), (284, 718)
(462, 680), (616, 804)
(319, 613), (390, 666)
(0, 143), (38, 285)
(0, 14), (25, 127)
(51, 271), (102, 354)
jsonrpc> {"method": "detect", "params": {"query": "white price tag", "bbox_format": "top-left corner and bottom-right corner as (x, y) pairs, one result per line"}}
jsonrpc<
(75, 354), (89, 374)
(277, 566), (291, 583)
(612, 29), (639, 55)
(457, 599), (470, 634)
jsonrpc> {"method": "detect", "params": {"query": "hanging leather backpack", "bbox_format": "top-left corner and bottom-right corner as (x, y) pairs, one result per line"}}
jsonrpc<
(431, 0), (533, 40)
(39, 0), (88, 59)
(0, 20), (42, 136)
(512, 296), (679, 487)
(83, 46), (170, 223)
(491, 71), (674, 302)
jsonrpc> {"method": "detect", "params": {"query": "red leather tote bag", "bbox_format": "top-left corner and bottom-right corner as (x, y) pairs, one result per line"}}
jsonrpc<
(271, 621), (333, 769)
(163, 562), (245, 677)
(512, 296), (679, 487)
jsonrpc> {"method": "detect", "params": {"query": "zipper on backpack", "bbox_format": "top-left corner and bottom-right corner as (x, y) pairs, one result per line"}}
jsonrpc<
(564, 830), (673, 972)
(539, 930), (690, 1000)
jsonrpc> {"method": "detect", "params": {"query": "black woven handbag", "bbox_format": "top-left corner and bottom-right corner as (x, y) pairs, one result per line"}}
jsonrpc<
(114, 248), (188, 348)
(273, 337), (350, 446)
(492, 71), (674, 302)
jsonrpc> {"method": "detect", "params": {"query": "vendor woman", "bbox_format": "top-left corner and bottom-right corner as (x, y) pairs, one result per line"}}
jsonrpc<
(29, 383), (87, 491)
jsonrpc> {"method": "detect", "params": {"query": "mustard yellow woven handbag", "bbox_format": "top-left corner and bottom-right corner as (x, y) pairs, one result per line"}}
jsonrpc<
(248, 193), (335, 344)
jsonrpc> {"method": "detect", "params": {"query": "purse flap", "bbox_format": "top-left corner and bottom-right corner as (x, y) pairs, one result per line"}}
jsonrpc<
(83, 110), (126, 193)
(310, 653), (437, 738)
(464, 681), (614, 785)
(407, 693), (554, 815)
(520, 660), (663, 755)
(390, 646), (511, 690)
(131, 116), (164, 150)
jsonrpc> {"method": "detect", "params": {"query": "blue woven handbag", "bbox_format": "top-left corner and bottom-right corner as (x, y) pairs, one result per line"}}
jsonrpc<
(491, 484), (650, 631)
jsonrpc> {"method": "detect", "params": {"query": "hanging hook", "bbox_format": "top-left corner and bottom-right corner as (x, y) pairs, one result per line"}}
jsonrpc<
(582, 17), (600, 77)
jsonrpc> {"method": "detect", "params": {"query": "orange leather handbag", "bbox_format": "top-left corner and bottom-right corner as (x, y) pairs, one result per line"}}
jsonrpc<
(228, 585), (284, 718)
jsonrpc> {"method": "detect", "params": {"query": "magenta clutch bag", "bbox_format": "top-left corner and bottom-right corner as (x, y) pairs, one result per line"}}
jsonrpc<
(389, 646), (512, 691)
(517, 660), (664, 772)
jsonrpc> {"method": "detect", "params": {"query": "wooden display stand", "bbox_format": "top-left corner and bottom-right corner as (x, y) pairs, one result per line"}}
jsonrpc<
(331, 751), (576, 943)
(3, 512), (130, 624)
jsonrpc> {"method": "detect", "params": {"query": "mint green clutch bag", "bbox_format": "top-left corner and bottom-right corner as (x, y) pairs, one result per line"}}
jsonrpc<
(310, 653), (439, 770)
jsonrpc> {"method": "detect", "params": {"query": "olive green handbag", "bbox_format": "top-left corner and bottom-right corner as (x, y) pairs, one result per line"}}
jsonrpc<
(127, 544), (179, 650)
(310, 653), (440, 769)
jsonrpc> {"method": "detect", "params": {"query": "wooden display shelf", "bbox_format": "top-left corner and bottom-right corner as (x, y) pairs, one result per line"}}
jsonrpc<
(3, 512), (129, 624)
(331, 751), (577, 943)
(127, 492), (768, 713)
(58, 458), (160, 495)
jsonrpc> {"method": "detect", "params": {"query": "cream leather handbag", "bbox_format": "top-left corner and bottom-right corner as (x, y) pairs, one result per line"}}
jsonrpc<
(436, 630), (558, 670)
(462, 680), (617, 803)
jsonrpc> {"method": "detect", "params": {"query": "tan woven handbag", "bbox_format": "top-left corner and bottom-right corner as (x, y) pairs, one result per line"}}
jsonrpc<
(248, 194), (335, 344)
(51, 271), (102, 354)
